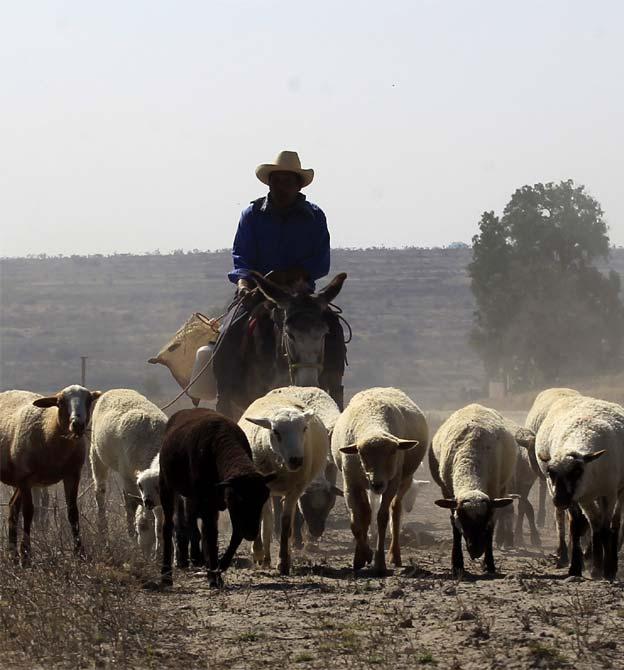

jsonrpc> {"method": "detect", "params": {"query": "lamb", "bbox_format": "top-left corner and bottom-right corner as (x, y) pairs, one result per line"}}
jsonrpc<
(160, 408), (273, 586)
(536, 396), (624, 580)
(134, 453), (164, 557)
(89, 389), (167, 552)
(239, 392), (329, 575)
(266, 387), (343, 543)
(0, 385), (101, 559)
(430, 404), (516, 578)
(331, 387), (428, 575)
(526, 388), (581, 528)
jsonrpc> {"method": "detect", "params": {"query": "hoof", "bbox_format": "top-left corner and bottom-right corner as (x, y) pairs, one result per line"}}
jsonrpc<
(176, 559), (190, 570)
(279, 561), (290, 576)
(530, 534), (542, 548)
(568, 565), (583, 578)
(161, 572), (173, 587)
(208, 570), (224, 588)
(451, 567), (464, 580)
(555, 555), (569, 569)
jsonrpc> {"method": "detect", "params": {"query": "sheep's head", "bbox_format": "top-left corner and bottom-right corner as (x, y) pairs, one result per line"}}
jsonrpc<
(33, 385), (102, 438)
(435, 491), (513, 559)
(217, 472), (276, 541)
(246, 408), (315, 471)
(136, 469), (160, 510)
(298, 479), (344, 538)
(340, 434), (419, 495)
(539, 450), (606, 509)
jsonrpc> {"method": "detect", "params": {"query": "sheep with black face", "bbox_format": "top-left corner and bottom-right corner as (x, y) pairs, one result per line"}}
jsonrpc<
(430, 404), (517, 578)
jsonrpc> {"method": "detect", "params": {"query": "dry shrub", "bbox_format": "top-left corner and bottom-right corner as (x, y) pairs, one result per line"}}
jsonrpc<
(0, 480), (160, 669)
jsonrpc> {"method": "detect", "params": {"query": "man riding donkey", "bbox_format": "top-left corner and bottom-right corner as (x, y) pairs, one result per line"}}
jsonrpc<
(212, 151), (347, 418)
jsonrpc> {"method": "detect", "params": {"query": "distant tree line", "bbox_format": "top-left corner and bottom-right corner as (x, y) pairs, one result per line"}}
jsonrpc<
(469, 179), (624, 390)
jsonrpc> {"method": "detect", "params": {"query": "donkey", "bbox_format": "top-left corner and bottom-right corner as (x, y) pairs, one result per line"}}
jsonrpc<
(224, 272), (347, 420)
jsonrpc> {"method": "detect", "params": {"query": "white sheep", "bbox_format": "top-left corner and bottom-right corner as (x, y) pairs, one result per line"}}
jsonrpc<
(266, 387), (343, 542)
(239, 392), (329, 575)
(526, 388), (581, 529)
(530, 389), (586, 565)
(331, 387), (428, 575)
(134, 453), (164, 557)
(536, 396), (624, 580)
(430, 403), (517, 578)
(89, 389), (166, 553)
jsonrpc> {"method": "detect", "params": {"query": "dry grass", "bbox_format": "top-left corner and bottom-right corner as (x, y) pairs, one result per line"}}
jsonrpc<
(0, 482), (160, 669)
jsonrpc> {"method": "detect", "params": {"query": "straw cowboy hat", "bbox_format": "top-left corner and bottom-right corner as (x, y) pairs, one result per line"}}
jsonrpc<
(255, 151), (314, 188)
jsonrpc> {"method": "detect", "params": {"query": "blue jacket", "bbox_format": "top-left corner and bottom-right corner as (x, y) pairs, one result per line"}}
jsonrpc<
(228, 194), (330, 289)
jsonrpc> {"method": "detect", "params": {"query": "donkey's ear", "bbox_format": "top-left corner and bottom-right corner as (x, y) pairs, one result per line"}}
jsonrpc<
(250, 271), (291, 307)
(316, 273), (347, 305)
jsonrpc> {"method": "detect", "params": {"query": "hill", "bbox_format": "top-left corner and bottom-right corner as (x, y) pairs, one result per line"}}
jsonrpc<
(2, 247), (624, 409)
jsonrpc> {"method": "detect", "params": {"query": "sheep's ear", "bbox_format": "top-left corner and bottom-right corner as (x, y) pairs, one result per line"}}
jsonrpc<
(339, 443), (358, 455)
(33, 395), (59, 408)
(492, 498), (514, 508)
(315, 272), (347, 306)
(263, 472), (278, 484)
(90, 391), (103, 402)
(537, 451), (550, 463)
(245, 417), (273, 430)
(582, 450), (606, 463)
(396, 439), (419, 450)
(514, 428), (536, 450)
(435, 498), (457, 510)
(331, 486), (344, 497)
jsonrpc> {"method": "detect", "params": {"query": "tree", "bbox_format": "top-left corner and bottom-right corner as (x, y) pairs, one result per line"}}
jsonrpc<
(469, 180), (624, 390)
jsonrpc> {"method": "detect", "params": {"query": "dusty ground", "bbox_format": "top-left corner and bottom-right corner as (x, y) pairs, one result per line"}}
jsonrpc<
(3, 477), (623, 670)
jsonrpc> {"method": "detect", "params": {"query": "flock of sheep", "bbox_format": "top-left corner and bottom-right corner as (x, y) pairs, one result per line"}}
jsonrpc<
(1, 383), (623, 585)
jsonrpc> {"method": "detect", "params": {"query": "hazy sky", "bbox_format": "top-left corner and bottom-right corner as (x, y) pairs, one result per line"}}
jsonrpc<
(2, 1), (623, 257)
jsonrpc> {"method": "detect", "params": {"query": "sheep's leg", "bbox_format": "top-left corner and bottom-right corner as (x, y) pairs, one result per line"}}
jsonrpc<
(135, 505), (155, 558)
(451, 514), (464, 579)
(123, 486), (140, 539)
(153, 507), (164, 558)
(555, 508), (569, 567)
(8, 488), (22, 560)
(272, 496), (282, 540)
(219, 527), (243, 573)
(389, 478), (411, 567)
(161, 484), (175, 586)
(90, 449), (109, 536)
(495, 504), (514, 549)
(523, 497), (541, 547)
(604, 500), (621, 581)
(537, 477), (547, 528)
(261, 499), (273, 568)
(278, 494), (298, 576)
(568, 505), (586, 577)
(63, 471), (82, 555)
(293, 507), (305, 549)
(20, 487), (34, 563)
(174, 496), (190, 568)
(200, 508), (222, 587)
(348, 488), (373, 571)
(483, 525), (496, 574)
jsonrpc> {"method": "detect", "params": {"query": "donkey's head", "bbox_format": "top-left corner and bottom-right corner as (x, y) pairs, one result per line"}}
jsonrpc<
(251, 272), (347, 387)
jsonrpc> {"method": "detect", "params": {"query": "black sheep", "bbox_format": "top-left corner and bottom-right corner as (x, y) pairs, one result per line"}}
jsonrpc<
(160, 408), (274, 586)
